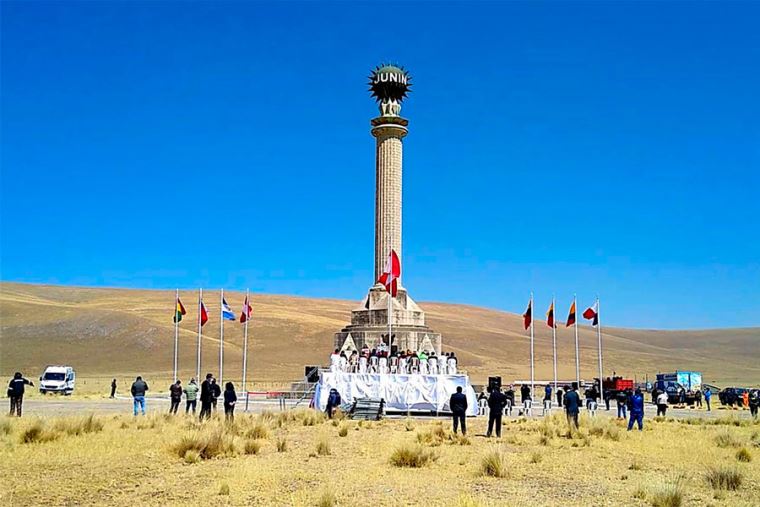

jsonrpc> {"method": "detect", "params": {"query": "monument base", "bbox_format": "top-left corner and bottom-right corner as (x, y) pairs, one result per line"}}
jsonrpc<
(314, 371), (478, 416)
(333, 285), (442, 354)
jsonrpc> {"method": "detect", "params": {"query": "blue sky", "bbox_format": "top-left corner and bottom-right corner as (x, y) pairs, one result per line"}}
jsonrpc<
(1, 1), (758, 329)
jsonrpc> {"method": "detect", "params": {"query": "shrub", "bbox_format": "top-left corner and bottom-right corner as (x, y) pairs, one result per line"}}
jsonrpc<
(276, 437), (287, 452)
(218, 482), (230, 496)
(479, 448), (508, 478)
(529, 451), (542, 464)
(316, 437), (331, 456)
(246, 422), (269, 440)
(338, 425), (349, 437)
(389, 444), (437, 468)
(172, 429), (237, 460)
(705, 465), (743, 491)
(714, 429), (741, 448)
(183, 450), (201, 464)
(404, 419), (415, 432)
(648, 476), (684, 507)
(55, 414), (104, 436)
(20, 420), (58, 444)
(244, 439), (262, 455)
(316, 490), (337, 507)
(416, 425), (448, 446)
(450, 434), (471, 446)
(736, 447), (752, 462)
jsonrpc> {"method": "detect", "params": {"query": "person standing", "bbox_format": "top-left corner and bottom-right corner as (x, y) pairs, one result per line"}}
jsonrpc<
(130, 376), (148, 416)
(486, 388), (507, 437)
(184, 378), (199, 414)
(199, 373), (214, 420)
(449, 386), (468, 435)
(749, 389), (759, 418)
(520, 384), (532, 417)
(169, 380), (182, 414)
(326, 388), (341, 419)
(656, 390), (668, 416)
(695, 389), (702, 408)
(704, 388), (712, 412)
(504, 385), (515, 416)
(742, 390), (750, 410)
(7, 372), (34, 417)
(628, 388), (645, 431)
(616, 390), (628, 419)
(223, 382), (237, 422)
(556, 387), (564, 408)
(543, 384), (553, 416)
(211, 378), (222, 413)
(564, 383), (581, 431)
(110, 378), (117, 399)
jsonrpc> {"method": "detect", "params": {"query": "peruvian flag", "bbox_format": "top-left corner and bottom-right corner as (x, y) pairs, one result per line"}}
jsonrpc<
(199, 300), (209, 327)
(377, 249), (401, 297)
(583, 301), (599, 326)
(240, 296), (253, 323)
(523, 299), (532, 330)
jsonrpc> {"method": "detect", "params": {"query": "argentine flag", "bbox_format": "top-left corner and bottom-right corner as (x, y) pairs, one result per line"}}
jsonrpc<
(222, 298), (236, 321)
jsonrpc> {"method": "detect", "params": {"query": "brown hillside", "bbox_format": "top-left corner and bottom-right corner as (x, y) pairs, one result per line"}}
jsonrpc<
(0, 282), (757, 386)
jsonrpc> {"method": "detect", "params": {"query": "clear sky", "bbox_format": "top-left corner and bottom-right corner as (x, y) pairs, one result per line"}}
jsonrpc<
(2, 1), (758, 330)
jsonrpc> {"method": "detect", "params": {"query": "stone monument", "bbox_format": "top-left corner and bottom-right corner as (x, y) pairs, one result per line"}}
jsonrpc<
(334, 64), (442, 354)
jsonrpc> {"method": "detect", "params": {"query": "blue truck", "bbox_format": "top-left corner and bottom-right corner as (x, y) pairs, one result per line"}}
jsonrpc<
(655, 371), (703, 405)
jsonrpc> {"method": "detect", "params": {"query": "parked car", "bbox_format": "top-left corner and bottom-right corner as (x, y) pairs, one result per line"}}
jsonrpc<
(39, 365), (76, 395)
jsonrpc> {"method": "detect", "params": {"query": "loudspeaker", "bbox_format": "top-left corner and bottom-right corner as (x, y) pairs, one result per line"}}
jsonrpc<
(304, 366), (319, 383)
(488, 376), (502, 392)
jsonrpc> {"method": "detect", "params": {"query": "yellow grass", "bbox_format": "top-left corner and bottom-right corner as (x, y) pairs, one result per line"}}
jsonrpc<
(0, 411), (759, 505)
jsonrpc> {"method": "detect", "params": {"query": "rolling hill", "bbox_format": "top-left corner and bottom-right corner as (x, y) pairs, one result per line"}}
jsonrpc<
(1, 282), (757, 386)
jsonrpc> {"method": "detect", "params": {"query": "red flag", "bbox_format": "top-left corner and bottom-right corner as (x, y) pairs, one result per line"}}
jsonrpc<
(200, 301), (209, 327)
(566, 301), (576, 327)
(546, 301), (555, 328)
(240, 296), (252, 323)
(377, 249), (401, 297)
(583, 301), (599, 326)
(523, 299), (532, 330)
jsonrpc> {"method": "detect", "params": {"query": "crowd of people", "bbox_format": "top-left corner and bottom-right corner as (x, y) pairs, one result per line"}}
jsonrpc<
(126, 374), (238, 421)
(329, 346), (458, 375)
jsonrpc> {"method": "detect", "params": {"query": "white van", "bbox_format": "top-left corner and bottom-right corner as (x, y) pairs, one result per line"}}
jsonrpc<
(39, 366), (76, 395)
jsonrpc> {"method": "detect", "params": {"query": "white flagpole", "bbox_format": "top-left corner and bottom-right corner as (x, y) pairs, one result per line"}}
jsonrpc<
(219, 289), (224, 384)
(552, 295), (558, 394)
(242, 289), (250, 392)
(530, 292), (535, 396)
(196, 288), (203, 381)
(574, 294), (580, 387)
(596, 296), (603, 397)
(173, 289), (179, 382)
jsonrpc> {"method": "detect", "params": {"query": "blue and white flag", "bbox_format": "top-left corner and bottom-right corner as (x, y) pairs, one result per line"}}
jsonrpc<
(222, 298), (236, 320)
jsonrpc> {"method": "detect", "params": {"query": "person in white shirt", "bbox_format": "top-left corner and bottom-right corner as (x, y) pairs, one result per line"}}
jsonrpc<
(389, 354), (399, 374)
(378, 355), (389, 374)
(439, 353), (448, 375)
(330, 349), (341, 373)
(358, 356), (368, 374)
(428, 355), (438, 375)
(339, 352), (348, 373)
(656, 390), (669, 416)
(398, 355), (408, 374)
(448, 353), (458, 375)
(369, 354), (379, 374)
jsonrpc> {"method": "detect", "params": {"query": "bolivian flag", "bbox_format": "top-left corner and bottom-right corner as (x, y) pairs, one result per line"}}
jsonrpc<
(173, 298), (187, 323)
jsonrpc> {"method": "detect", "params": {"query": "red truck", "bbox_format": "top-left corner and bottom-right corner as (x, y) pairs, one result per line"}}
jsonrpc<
(601, 376), (634, 406)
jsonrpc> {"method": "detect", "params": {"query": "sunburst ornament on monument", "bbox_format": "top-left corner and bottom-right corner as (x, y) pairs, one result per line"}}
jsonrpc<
(368, 63), (411, 116)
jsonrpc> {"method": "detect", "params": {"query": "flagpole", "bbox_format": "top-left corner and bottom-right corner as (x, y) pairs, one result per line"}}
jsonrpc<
(574, 294), (580, 387)
(219, 288), (224, 384)
(530, 292), (535, 397)
(196, 288), (203, 381)
(242, 289), (250, 392)
(387, 274), (392, 351)
(596, 296), (603, 398)
(552, 295), (558, 394)
(173, 289), (179, 382)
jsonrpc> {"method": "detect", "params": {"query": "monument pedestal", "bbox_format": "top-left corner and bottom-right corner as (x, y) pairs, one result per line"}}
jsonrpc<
(334, 285), (442, 354)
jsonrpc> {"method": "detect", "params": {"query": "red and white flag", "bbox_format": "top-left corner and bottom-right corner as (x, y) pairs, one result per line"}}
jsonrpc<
(523, 299), (532, 330)
(240, 296), (252, 323)
(199, 300), (209, 327)
(583, 301), (599, 326)
(377, 249), (401, 297)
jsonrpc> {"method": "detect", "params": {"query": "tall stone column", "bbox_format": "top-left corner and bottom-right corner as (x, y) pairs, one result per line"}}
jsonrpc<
(372, 116), (408, 282)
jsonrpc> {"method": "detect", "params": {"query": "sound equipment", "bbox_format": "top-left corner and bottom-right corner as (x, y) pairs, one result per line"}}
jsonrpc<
(304, 366), (320, 383)
(488, 376), (502, 392)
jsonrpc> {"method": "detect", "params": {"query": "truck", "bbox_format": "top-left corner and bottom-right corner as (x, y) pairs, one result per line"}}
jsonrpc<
(601, 376), (635, 405)
(39, 365), (76, 395)
(655, 371), (702, 405)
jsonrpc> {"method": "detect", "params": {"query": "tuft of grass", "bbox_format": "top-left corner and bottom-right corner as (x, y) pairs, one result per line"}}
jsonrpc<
(316, 437), (331, 456)
(539, 435), (550, 446)
(529, 451), (542, 464)
(705, 465), (743, 491)
(276, 437), (287, 452)
(244, 439), (262, 455)
(715, 429), (742, 448)
(172, 428), (237, 460)
(338, 424), (349, 437)
(183, 449), (201, 464)
(19, 420), (59, 444)
(735, 447), (752, 462)
(404, 419), (415, 432)
(0, 418), (12, 435)
(632, 484), (647, 500)
(455, 494), (482, 507)
(479, 448), (508, 478)
(629, 459), (643, 471)
(246, 422), (269, 440)
(54, 414), (104, 436)
(389, 444), (438, 468)
(218, 482), (230, 496)
(648, 476), (684, 507)
(315, 489), (337, 507)
(450, 433), (471, 446)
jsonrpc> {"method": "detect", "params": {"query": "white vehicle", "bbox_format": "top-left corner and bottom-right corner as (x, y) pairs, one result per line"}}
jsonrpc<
(39, 366), (76, 395)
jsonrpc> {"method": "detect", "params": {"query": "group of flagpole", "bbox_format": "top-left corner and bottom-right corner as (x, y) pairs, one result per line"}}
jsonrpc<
(172, 289), (252, 389)
(523, 294), (602, 391)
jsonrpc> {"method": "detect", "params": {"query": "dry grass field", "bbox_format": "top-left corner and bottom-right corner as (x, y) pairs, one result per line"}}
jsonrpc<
(1, 410), (758, 506)
(1, 282), (758, 390)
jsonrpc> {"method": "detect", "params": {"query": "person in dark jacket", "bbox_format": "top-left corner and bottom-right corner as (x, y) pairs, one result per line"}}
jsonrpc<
(564, 383), (581, 430)
(7, 372), (34, 417)
(749, 389), (760, 418)
(210, 378), (222, 412)
(199, 373), (214, 420)
(326, 388), (341, 419)
(556, 387), (564, 408)
(504, 385), (515, 416)
(487, 388), (507, 437)
(223, 382), (237, 421)
(110, 378), (117, 398)
(449, 386), (468, 435)
(169, 380), (182, 414)
(615, 390), (628, 419)
(520, 384), (532, 416)
(627, 388), (645, 431)
(130, 376), (149, 416)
